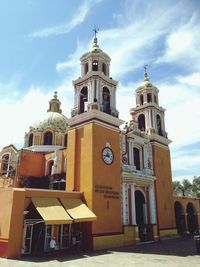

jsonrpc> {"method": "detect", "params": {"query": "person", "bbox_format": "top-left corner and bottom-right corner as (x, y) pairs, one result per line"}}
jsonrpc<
(50, 236), (56, 254)
(75, 230), (82, 251)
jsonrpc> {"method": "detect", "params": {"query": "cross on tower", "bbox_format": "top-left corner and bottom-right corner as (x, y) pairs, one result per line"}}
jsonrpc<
(144, 64), (148, 73)
(93, 26), (99, 38)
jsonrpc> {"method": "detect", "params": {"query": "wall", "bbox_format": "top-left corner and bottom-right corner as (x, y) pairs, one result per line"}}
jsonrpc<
(0, 189), (13, 257)
(7, 189), (25, 258)
(174, 196), (200, 228)
(0, 188), (83, 258)
(18, 150), (45, 178)
(152, 144), (176, 231)
(66, 122), (122, 236)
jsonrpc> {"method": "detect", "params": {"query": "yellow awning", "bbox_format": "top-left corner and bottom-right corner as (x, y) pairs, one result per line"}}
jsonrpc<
(60, 198), (97, 223)
(32, 197), (73, 225)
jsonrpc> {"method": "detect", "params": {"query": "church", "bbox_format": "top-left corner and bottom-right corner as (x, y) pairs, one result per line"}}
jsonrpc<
(0, 34), (199, 258)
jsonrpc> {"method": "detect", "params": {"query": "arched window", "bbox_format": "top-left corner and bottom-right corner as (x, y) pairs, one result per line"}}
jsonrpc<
(44, 131), (53, 145)
(1, 154), (9, 175)
(102, 87), (110, 114)
(102, 63), (106, 75)
(156, 114), (162, 136)
(92, 60), (98, 71)
(85, 63), (88, 75)
(80, 86), (88, 114)
(147, 93), (152, 103)
(28, 133), (33, 147)
(133, 147), (141, 170)
(140, 95), (144, 105)
(154, 95), (157, 104)
(64, 134), (68, 147)
(138, 114), (145, 131)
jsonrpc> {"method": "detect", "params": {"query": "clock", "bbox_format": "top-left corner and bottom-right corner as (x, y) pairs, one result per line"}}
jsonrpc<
(102, 147), (114, 165)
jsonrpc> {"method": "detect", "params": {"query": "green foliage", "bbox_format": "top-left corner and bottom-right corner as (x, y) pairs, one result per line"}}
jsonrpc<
(193, 176), (200, 198)
(173, 176), (200, 197)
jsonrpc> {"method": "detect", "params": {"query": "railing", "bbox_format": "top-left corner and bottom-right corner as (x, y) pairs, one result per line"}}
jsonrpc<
(122, 165), (153, 175)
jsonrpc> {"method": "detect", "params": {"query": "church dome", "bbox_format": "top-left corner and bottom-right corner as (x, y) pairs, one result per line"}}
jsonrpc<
(30, 112), (68, 132)
(24, 92), (68, 149)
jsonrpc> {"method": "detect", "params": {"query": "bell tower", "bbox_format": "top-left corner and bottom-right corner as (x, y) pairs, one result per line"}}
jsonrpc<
(130, 67), (176, 237)
(130, 66), (167, 137)
(71, 29), (119, 118)
(66, 31), (124, 249)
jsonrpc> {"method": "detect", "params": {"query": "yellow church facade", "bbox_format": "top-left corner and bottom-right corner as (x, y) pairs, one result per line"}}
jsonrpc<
(0, 35), (199, 258)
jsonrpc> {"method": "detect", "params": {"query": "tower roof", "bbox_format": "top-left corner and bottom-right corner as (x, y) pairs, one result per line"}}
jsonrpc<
(80, 30), (111, 61)
(136, 67), (159, 93)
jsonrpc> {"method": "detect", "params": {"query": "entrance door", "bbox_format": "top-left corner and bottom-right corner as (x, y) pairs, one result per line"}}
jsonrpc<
(135, 190), (146, 241)
(22, 224), (33, 254)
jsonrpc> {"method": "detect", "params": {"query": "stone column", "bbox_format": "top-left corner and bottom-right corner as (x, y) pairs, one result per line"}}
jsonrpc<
(122, 183), (127, 225)
(131, 184), (136, 225)
(149, 184), (157, 224)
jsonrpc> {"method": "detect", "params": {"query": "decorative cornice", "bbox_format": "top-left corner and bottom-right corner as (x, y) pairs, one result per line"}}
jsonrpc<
(68, 109), (124, 129)
(23, 145), (65, 153)
(73, 72), (117, 86)
(149, 134), (172, 146)
(121, 172), (156, 185)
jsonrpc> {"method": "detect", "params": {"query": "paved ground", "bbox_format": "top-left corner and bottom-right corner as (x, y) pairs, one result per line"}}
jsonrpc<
(1, 236), (200, 267)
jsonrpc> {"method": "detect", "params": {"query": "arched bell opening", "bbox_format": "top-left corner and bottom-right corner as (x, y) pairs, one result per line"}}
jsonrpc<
(92, 60), (98, 71)
(138, 114), (145, 131)
(147, 93), (152, 103)
(102, 63), (106, 75)
(102, 87), (111, 114)
(140, 95), (144, 105)
(80, 87), (88, 114)
(84, 62), (89, 75)
(156, 114), (162, 136)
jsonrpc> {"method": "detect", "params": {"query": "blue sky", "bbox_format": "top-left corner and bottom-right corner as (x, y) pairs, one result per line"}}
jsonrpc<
(0, 0), (200, 181)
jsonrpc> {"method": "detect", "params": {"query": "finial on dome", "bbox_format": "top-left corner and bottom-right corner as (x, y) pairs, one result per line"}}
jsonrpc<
(92, 26), (99, 50)
(54, 91), (58, 99)
(144, 65), (149, 81)
(47, 91), (62, 113)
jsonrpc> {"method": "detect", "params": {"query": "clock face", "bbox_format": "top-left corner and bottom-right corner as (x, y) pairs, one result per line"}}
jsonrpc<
(102, 147), (114, 165)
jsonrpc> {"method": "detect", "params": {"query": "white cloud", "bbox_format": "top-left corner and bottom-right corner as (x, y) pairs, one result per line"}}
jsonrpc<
(156, 14), (200, 68)
(177, 72), (200, 86)
(0, 80), (74, 150)
(29, 0), (101, 38)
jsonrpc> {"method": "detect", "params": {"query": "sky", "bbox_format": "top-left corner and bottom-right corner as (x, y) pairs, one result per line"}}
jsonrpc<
(0, 0), (199, 182)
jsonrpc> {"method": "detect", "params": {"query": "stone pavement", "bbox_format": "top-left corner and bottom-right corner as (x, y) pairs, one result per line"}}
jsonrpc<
(1, 236), (200, 267)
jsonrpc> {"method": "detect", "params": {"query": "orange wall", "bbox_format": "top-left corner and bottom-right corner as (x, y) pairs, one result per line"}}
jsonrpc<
(152, 144), (175, 230)
(66, 122), (122, 235)
(0, 189), (13, 238)
(92, 123), (122, 234)
(66, 129), (76, 191)
(0, 188), (83, 258)
(7, 189), (25, 258)
(18, 150), (45, 177)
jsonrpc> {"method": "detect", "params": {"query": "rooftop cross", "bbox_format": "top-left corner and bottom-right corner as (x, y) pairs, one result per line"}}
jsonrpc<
(144, 65), (149, 81)
(93, 26), (99, 38)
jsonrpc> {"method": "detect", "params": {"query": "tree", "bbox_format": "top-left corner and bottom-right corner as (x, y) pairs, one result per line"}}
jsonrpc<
(192, 176), (200, 198)
(173, 176), (200, 198)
